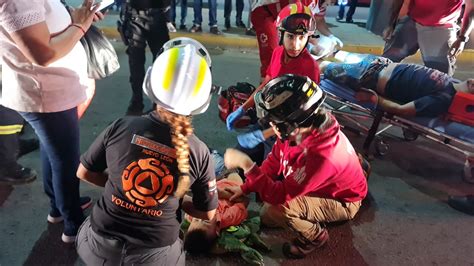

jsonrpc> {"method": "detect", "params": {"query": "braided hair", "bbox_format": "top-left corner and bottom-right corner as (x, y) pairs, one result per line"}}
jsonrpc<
(157, 108), (193, 198)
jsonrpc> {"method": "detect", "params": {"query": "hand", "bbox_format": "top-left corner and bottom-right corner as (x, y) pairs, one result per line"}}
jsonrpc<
(329, 35), (343, 49)
(224, 148), (254, 171)
(70, 0), (100, 32)
(93, 11), (105, 22)
(224, 185), (245, 202)
(226, 106), (245, 131)
(237, 130), (265, 149)
(382, 26), (394, 41)
(448, 38), (466, 60)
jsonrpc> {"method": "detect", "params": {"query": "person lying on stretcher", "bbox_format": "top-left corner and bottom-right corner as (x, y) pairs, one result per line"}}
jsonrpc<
(319, 51), (474, 117)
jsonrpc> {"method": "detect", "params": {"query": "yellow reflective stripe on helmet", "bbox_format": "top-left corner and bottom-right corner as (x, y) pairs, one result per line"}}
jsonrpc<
(192, 57), (207, 96)
(0, 124), (23, 135)
(304, 5), (312, 16)
(290, 3), (297, 14)
(162, 47), (180, 91)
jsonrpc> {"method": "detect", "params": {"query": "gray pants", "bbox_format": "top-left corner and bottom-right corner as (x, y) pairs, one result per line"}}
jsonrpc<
(76, 217), (185, 266)
(382, 16), (458, 76)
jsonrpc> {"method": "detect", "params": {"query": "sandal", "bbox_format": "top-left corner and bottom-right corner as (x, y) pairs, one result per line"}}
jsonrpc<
(282, 229), (329, 259)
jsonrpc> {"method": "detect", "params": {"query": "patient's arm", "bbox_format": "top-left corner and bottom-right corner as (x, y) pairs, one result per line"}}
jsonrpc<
(377, 97), (416, 116)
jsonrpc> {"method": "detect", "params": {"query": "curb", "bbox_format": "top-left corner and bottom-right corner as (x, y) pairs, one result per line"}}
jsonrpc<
(101, 27), (474, 63)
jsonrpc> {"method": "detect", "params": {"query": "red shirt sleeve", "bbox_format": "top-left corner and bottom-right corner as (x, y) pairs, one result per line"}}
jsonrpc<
(242, 150), (337, 205)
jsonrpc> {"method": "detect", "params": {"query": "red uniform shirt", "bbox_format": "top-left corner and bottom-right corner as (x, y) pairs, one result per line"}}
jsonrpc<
(266, 46), (321, 83)
(408, 0), (463, 27)
(241, 115), (368, 205)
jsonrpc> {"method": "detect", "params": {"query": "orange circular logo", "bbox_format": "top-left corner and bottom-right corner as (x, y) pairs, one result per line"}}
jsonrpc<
(122, 158), (175, 207)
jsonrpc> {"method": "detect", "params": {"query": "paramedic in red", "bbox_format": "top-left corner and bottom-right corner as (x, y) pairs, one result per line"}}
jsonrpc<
(251, 0), (341, 79)
(224, 74), (368, 259)
(227, 2), (321, 164)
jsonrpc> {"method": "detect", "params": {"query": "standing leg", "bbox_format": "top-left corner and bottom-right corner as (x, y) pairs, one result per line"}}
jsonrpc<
(236, 0), (245, 27)
(21, 109), (84, 242)
(180, 0), (188, 29)
(0, 106), (36, 185)
(346, 0), (358, 22)
(148, 8), (171, 60)
(416, 24), (457, 76)
(251, 4), (280, 78)
(337, 1), (345, 20)
(125, 11), (148, 115)
(382, 16), (419, 63)
(208, 0), (222, 34)
(191, 0), (203, 31)
(224, 0), (232, 29)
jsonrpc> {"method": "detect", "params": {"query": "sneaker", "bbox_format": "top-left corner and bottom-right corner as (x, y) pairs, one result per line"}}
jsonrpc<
(225, 18), (231, 29)
(167, 22), (177, 33)
(336, 16), (343, 21)
(282, 229), (329, 259)
(61, 233), (76, 244)
(236, 20), (246, 28)
(448, 195), (474, 216)
(47, 196), (93, 224)
(346, 18), (354, 23)
(179, 24), (187, 30)
(189, 24), (202, 33)
(210, 26), (222, 35)
(18, 138), (39, 157)
(245, 27), (256, 36)
(125, 101), (144, 116)
(0, 165), (37, 185)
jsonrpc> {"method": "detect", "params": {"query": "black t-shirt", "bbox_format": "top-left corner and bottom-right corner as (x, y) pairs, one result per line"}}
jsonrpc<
(385, 64), (457, 117)
(80, 113), (218, 247)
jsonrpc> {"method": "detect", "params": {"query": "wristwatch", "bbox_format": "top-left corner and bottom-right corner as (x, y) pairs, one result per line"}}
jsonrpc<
(458, 35), (469, 43)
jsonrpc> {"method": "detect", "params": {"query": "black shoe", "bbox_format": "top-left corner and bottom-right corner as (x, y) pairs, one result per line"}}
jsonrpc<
(346, 18), (354, 23)
(225, 18), (231, 29)
(179, 24), (187, 30)
(126, 101), (144, 116)
(236, 20), (246, 28)
(210, 26), (222, 35)
(189, 24), (202, 33)
(336, 16), (343, 21)
(448, 195), (474, 216)
(245, 27), (256, 36)
(0, 165), (37, 185)
(18, 138), (39, 158)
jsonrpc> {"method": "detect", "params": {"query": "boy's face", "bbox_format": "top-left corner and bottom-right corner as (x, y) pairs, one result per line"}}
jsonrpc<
(188, 217), (218, 240)
(283, 31), (309, 58)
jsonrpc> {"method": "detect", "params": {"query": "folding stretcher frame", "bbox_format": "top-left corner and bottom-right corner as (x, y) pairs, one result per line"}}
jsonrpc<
(319, 79), (474, 165)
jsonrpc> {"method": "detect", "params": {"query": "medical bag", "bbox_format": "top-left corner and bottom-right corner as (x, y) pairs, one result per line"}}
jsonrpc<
(447, 92), (474, 126)
(218, 82), (257, 128)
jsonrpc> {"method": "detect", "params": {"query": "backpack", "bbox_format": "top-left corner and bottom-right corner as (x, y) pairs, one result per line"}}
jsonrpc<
(218, 82), (257, 128)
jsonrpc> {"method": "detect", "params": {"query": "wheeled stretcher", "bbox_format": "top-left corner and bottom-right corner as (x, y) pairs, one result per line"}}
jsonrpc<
(319, 79), (474, 176)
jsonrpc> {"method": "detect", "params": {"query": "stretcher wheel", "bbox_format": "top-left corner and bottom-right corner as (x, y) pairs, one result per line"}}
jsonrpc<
(402, 128), (418, 141)
(375, 139), (389, 156)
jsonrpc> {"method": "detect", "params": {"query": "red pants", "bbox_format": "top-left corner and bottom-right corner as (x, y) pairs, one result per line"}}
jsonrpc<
(251, 1), (289, 78)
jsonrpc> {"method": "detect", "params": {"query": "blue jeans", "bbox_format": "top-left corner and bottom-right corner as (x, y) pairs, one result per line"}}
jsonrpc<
(20, 108), (84, 235)
(170, 0), (188, 26)
(193, 0), (218, 26)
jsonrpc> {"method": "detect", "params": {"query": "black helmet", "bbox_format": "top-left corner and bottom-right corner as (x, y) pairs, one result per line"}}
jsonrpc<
(255, 74), (326, 139)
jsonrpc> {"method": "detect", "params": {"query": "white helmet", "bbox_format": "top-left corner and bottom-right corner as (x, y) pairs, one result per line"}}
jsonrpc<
(143, 43), (213, 116)
(160, 37), (212, 68)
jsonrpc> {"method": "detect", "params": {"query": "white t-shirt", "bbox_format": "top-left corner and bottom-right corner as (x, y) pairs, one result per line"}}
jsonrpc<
(0, 0), (88, 113)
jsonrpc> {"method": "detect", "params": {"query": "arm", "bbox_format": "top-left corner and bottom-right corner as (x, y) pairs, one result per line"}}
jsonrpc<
(77, 163), (108, 187)
(242, 154), (335, 205)
(377, 96), (417, 116)
(8, 1), (99, 66)
(314, 16), (332, 37)
(449, 0), (474, 59)
(182, 195), (216, 220)
(382, 0), (405, 40)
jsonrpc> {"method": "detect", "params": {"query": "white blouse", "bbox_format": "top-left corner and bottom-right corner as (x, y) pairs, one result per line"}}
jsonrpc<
(0, 0), (88, 113)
